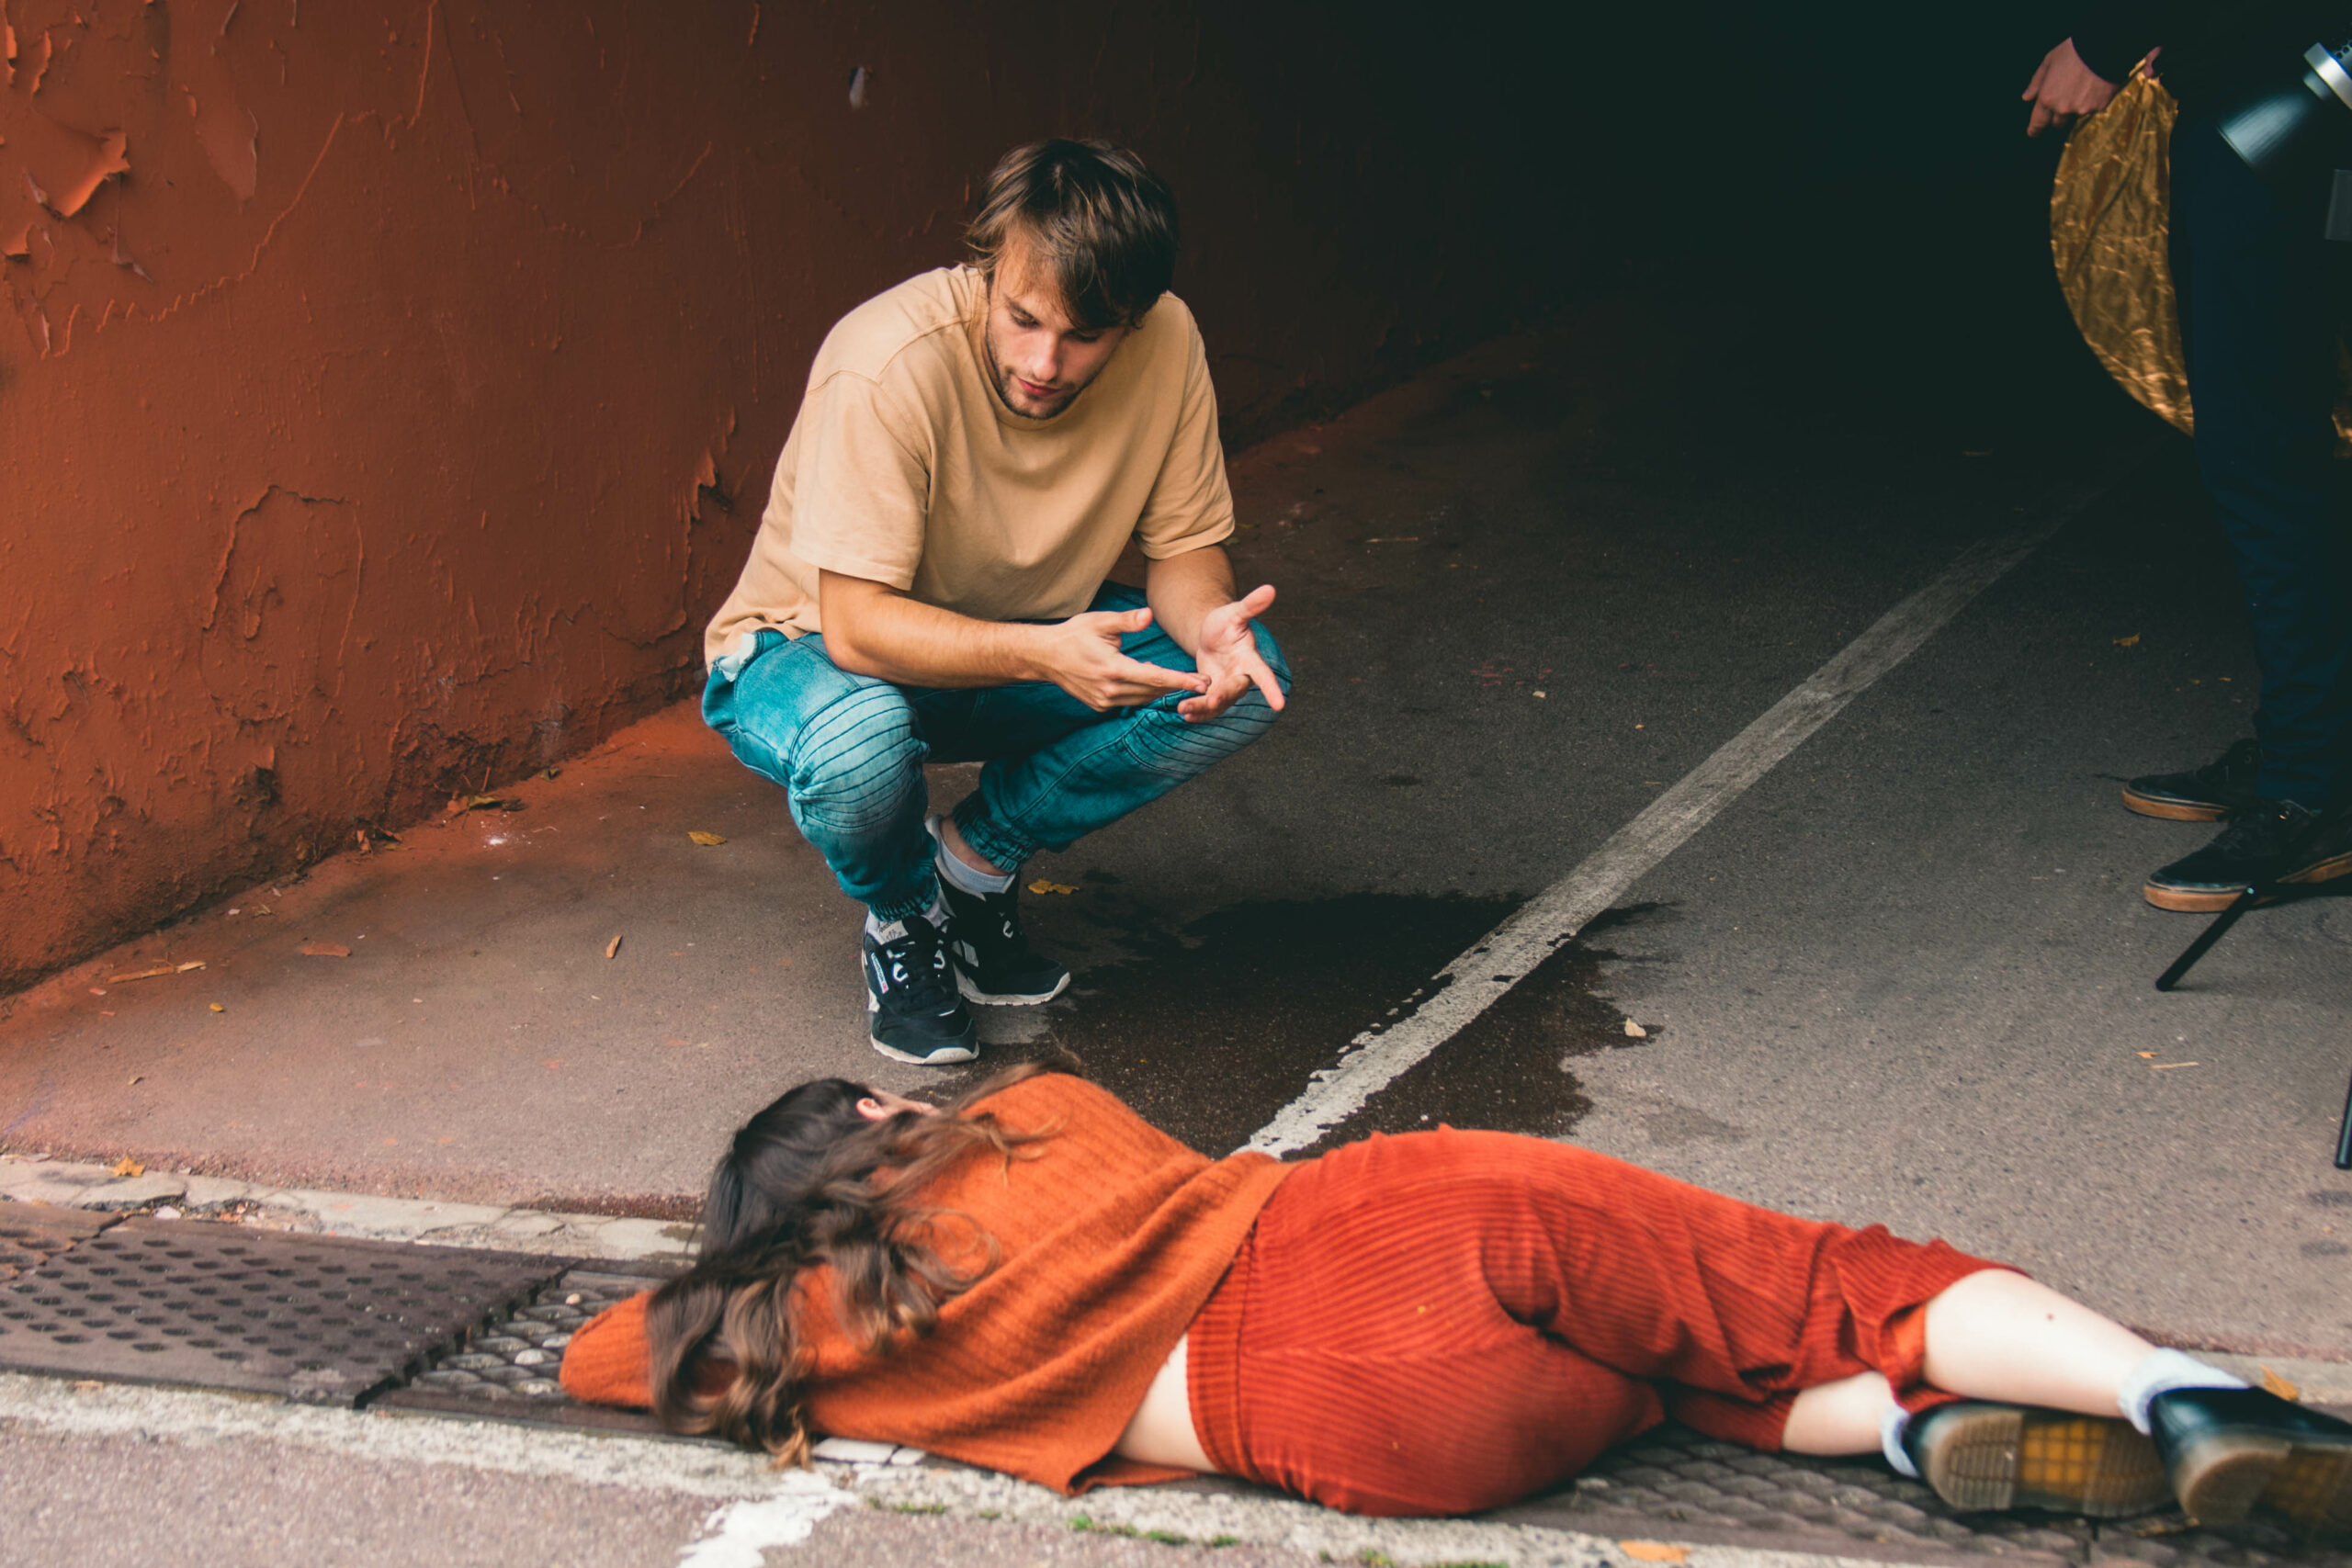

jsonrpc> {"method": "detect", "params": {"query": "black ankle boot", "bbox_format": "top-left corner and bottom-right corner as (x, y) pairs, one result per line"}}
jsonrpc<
(2149, 1386), (2352, 1539)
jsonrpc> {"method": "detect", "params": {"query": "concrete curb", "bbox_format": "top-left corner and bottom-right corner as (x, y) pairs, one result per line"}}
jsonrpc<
(0, 1153), (695, 1264)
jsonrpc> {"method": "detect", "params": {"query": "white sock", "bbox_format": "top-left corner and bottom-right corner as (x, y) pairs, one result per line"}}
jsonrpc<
(2115, 1348), (2248, 1435)
(926, 815), (1016, 896)
(1882, 1404), (1920, 1479)
(865, 894), (948, 941)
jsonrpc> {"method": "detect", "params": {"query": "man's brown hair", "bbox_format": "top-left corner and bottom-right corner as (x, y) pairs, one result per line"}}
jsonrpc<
(967, 139), (1180, 332)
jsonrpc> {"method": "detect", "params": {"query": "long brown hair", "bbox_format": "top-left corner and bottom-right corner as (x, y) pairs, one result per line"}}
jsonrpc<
(643, 1059), (1063, 1459)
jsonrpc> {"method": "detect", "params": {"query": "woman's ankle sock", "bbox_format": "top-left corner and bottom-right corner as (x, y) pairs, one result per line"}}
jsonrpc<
(2115, 1348), (2248, 1434)
(1881, 1404), (1921, 1478)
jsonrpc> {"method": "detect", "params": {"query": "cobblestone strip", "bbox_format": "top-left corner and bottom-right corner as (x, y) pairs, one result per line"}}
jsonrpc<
(372, 1265), (673, 1435)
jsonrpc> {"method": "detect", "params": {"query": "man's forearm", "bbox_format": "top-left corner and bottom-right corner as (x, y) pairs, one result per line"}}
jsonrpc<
(820, 574), (1045, 688)
(1143, 546), (1239, 657)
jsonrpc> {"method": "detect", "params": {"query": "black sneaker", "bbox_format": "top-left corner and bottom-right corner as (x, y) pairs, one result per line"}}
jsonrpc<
(2143, 798), (2352, 912)
(2150, 1386), (2352, 1540)
(2123, 739), (2263, 821)
(926, 818), (1069, 1006)
(1904, 1401), (2166, 1517)
(862, 914), (978, 1065)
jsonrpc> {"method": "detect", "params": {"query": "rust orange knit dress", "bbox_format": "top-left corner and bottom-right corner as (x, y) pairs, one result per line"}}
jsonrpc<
(560, 1073), (2002, 1517)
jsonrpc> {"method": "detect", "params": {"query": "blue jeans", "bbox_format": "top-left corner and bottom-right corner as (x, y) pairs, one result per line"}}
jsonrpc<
(703, 582), (1291, 923)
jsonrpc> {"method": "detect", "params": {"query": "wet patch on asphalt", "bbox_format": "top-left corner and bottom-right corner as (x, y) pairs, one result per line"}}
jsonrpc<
(945, 892), (1665, 1156)
(1292, 902), (1671, 1156)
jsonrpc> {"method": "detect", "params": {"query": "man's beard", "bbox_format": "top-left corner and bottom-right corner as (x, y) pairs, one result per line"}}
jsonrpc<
(983, 328), (1089, 421)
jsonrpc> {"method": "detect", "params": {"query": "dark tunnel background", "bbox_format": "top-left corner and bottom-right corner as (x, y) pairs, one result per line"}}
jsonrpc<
(1491, 0), (2138, 454)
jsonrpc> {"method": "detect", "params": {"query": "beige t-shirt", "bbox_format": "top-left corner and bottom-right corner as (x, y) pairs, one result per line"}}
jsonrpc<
(704, 265), (1234, 667)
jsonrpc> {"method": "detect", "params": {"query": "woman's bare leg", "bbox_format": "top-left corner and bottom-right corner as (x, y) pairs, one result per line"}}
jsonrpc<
(1919, 1270), (2157, 1412)
(1783, 1371), (1896, 1454)
(1781, 1271), (2162, 1456)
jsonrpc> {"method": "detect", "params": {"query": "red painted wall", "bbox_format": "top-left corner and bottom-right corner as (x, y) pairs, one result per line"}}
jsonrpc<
(0, 0), (1560, 993)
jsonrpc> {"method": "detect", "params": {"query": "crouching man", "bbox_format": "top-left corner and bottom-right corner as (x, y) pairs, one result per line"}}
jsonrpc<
(702, 140), (1290, 1066)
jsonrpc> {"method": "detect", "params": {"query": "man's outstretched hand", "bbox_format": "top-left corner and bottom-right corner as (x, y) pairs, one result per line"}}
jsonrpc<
(1178, 583), (1284, 723)
(1036, 605), (1209, 712)
(2023, 38), (2122, 136)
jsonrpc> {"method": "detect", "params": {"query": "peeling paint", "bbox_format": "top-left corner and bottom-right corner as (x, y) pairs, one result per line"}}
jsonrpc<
(44, 125), (128, 219)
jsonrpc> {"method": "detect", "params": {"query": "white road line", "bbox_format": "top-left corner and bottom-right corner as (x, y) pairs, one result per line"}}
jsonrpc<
(1247, 476), (2131, 1157)
(679, 1480), (858, 1567)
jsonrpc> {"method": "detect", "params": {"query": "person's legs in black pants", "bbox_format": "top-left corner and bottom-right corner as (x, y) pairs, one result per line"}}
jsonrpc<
(2141, 117), (2352, 910)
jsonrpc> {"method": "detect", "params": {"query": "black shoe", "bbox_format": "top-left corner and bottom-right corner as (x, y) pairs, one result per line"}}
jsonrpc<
(926, 818), (1069, 1006)
(862, 914), (978, 1065)
(2150, 1386), (2352, 1539)
(2143, 798), (2352, 912)
(2123, 739), (2263, 822)
(1905, 1402), (2166, 1517)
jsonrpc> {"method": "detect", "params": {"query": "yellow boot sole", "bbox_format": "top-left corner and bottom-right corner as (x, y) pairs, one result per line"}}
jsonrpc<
(1913, 1404), (2167, 1518)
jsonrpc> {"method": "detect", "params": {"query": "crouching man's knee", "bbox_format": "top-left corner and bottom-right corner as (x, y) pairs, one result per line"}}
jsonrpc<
(1148, 623), (1290, 767)
(786, 686), (928, 836)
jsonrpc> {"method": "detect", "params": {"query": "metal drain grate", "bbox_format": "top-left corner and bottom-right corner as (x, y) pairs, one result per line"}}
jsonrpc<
(0, 1202), (115, 1282)
(0, 1218), (562, 1404)
(373, 1266), (677, 1436)
(1495, 1423), (2352, 1567)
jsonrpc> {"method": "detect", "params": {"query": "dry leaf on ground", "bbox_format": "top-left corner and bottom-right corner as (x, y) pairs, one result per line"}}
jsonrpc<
(209, 1002), (225, 1012)
(605, 934), (623, 959)
(300, 942), (352, 958)
(1621, 1543), (1689, 1563)
(687, 830), (728, 846)
(109, 1157), (143, 1178)
(2114, 634), (2142, 648)
(1623, 1019), (1648, 1038)
(1026, 880), (1079, 895)
(2261, 1365), (2302, 1402)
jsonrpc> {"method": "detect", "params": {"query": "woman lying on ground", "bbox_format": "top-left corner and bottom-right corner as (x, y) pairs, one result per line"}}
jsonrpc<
(559, 1061), (2352, 1535)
